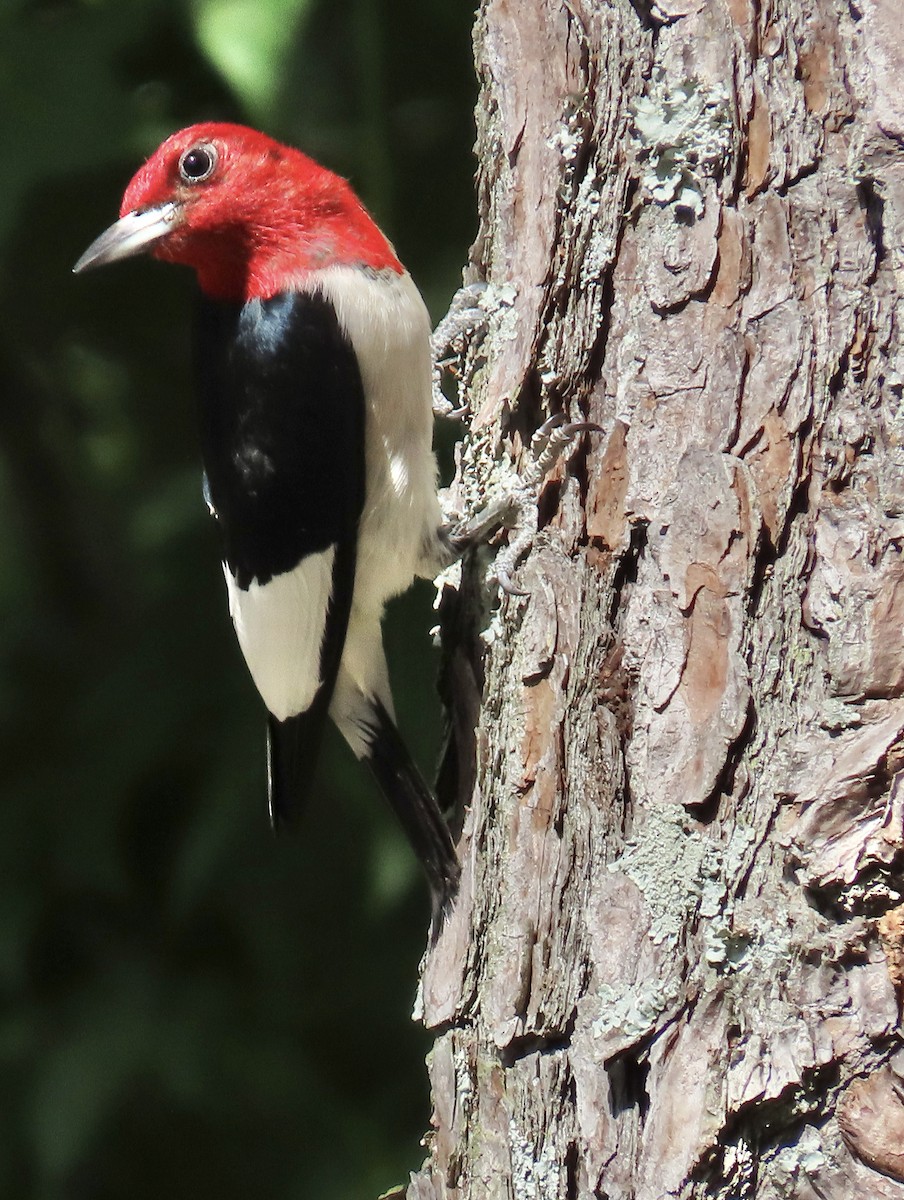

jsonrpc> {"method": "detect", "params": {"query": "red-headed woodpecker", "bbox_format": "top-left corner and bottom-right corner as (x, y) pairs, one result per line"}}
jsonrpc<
(74, 123), (459, 916)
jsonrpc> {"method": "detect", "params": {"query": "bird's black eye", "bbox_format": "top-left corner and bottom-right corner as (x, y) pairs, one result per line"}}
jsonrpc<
(179, 144), (218, 184)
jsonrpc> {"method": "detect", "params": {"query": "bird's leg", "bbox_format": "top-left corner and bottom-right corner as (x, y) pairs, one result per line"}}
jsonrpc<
(431, 281), (602, 592)
(431, 281), (493, 420)
(436, 413), (603, 595)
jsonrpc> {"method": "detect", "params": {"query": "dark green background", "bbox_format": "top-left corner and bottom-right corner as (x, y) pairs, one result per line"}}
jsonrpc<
(0, 1), (475, 1196)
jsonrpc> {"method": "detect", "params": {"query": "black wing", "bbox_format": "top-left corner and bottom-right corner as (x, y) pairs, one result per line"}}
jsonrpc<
(195, 288), (366, 824)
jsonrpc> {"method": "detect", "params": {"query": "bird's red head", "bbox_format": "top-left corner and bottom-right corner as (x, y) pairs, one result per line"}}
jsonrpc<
(75, 123), (403, 301)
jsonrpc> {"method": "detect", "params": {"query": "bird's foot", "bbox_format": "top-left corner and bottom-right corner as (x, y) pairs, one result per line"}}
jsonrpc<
(438, 413), (602, 595)
(431, 281), (505, 420)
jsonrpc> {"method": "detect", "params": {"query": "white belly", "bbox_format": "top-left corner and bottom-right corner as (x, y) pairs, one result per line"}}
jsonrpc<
(314, 264), (442, 606)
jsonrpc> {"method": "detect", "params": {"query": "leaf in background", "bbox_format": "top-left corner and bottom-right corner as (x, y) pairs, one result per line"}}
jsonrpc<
(190, 0), (314, 119)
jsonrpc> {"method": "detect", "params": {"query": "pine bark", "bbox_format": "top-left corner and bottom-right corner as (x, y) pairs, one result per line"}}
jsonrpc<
(411, 1), (904, 1197)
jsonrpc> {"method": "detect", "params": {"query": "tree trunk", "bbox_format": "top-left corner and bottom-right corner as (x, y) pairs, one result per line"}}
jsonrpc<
(411, 1), (904, 1197)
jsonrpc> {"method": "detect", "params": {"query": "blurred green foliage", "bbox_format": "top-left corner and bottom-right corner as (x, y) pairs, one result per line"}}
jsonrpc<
(0, 0), (475, 1196)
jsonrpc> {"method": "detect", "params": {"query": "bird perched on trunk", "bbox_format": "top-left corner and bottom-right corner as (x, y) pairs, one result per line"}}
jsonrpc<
(75, 123), (459, 919)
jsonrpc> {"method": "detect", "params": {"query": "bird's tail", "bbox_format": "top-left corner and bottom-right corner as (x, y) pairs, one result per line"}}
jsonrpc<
(362, 700), (460, 928)
(267, 704), (329, 829)
(271, 695), (459, 929)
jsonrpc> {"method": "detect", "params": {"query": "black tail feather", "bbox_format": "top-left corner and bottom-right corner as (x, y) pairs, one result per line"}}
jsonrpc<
(266, 536), (359, 830)
(267, 708), (327, 830)
(364, 701), (460, 928)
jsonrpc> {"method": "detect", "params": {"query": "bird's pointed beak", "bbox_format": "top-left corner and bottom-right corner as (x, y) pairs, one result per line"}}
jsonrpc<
(73, 202), (182, 273)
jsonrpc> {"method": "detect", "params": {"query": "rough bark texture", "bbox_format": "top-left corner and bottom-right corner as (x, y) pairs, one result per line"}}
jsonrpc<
(411, 1), (904, 1197)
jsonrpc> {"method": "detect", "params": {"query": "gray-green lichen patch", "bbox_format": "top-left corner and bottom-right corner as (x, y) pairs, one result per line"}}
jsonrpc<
(612, 805), (711, 945)
(633, 69), (732, 216)
(760, 1125), (828, 1198)
(508, 1120), (563, 1200)
(590, 977), (679, 1041)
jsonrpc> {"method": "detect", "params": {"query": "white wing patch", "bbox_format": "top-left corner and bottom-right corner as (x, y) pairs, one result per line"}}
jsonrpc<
(223, 546), (336, 722)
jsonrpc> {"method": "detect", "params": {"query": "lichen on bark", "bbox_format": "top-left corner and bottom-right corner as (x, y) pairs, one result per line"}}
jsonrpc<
(411, 1), (904, 1197)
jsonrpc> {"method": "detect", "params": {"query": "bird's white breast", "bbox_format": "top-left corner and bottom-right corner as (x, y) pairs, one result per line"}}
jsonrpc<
(312, 264), (442, 608)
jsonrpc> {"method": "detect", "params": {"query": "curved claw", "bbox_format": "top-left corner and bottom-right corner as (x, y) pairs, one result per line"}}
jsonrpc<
(495, 568), (530, 597)
(530, 413), (603, 461)
(561, 419), (604, 437)
(533, 414), (603, 443)
(536, 412), (568, 436)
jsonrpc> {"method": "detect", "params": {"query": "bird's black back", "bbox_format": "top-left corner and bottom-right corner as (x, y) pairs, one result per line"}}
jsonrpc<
(194, 287), (367, 825)
(195, 288), (366, 589)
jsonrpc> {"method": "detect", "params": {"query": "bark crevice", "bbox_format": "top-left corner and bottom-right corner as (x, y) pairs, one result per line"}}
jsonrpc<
(412, 0), (904, 1196)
